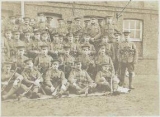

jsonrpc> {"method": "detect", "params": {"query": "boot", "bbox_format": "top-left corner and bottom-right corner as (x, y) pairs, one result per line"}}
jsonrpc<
(2, 88), (17, 100)
(129, 73), (135, 89)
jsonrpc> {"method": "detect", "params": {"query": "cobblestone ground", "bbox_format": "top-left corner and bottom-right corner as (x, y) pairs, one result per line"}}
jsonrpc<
(1, 75), (159, 116)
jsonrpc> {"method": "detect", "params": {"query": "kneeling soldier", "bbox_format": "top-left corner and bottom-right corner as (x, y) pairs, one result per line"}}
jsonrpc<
(68, 58), (97, 96)
(95, 62), (119, 94)
(2, 62), (23, 100)
(21, 58), (43, 98)
(44, 59), (69, 98)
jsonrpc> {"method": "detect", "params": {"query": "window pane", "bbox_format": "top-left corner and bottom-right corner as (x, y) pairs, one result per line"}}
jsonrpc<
(124, 20), (130, 29)
(136, 30), (141, 39)
(130, 30), (135, 38)
(130, 20), (135, 29)
(136, 20), (141, 29)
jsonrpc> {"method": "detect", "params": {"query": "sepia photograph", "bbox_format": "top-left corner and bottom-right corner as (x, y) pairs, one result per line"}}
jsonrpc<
(1, 0), (159, 116)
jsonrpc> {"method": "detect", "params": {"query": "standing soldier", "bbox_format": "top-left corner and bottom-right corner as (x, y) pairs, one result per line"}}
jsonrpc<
(21, 58), (44, 98)
(83, 18), (90, 35)
(87, 16), (101, 50)
(72, 17), (83, 36)
(44, 59), (69, 98)
(4, 16), (18, 31)
(11, 44), (29, 74)
(68, 58), (97, 95)
(56, 18), (68, 37)
(19, 17), (33, 34)
(36, 13), (48, 31)
(118, 31), (138, 89)
(112, 32), (122, 75)
(34, 44), (53, 76)
(97, 16), (105, 38)
(1, 62), (23, 100)
(59, 45), (75, 79)
(67, 20), (74, 33)
(30, 18), (37, 30)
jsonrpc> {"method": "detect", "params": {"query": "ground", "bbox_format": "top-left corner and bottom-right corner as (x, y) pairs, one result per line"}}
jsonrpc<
(1, 75), (159, 116)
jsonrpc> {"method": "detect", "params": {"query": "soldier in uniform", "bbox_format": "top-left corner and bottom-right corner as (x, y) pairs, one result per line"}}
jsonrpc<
(78, 43), (96, 78)
(1, 62), (23, 100)
(56, 18), (68, 37)
(68, 58), (97, 95)
(11, 44), (29, 74)
(95, 44), (115, 72)
(72, 17), (83, 36)
(23, 31), (34, 57)
(44, 59), (69, 97)
(3, 29), (12, 58)
(112, 32), (122, 75)
(4, 16), (18, 31)
(50, 33), (64, 58)
(83, 18), (90, 35)
(66, 33), (80, 57)
(95, 62), (119, 94)
(98, 35), (115, 61)
(19, 17), (33, 34)
(87, 16), (101, 50)
(59, 45), (75, 79)
(41, 30), (51, 49)
(31, 30), (42, 58)
(67, 20), (74, 33)
(81, 32), (96, 55)
(97, 16), (105, 38)
(36, 13), (48, 31)
(34, 44), (53, 76)
(11, 31), (25, 57)
(21, 58), (44, 98)
(118, 31), (138, 89)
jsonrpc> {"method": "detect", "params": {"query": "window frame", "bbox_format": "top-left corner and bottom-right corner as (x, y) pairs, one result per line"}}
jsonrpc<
(123, 19), (143, 42)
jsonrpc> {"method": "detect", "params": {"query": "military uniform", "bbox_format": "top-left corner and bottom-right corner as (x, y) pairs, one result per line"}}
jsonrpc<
(56, 19), (68, 36)
(2, 62), (23, 100)
(11, 45), (29, 74)
(34, 44), (53, 75)
(72, 17), (83, 36)
(21, 59), (43, 98)
(19, 17), (33, 33)
(44, 59), (69, 97)
(95, 62), (119, 92)
(118, 31), (138, 89)
(68, 59), (97, 95)
(59, 45), (75, 79)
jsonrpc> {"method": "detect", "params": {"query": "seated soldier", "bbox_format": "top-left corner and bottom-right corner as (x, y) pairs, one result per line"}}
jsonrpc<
(95, 62), (120, 95)
(20, 58), (43, 99)
(44, 59), (69, 98)
(2, 62), (23, 100)
(59, 44), (75, 79)
(68, 58), (97, 96)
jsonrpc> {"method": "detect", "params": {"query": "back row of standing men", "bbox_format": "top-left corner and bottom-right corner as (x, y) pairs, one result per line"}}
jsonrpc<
(1, 13), (138, 100)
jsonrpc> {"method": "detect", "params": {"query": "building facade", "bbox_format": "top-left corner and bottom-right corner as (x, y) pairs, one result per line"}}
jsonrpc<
(1, 1), (159, 75)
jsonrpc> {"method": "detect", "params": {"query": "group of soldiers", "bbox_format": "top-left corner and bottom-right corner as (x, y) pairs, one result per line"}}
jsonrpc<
(1, 13), (138, 100)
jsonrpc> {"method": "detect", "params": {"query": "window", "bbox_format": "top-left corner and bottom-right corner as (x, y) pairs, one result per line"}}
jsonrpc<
(123, 19), (143, 41)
